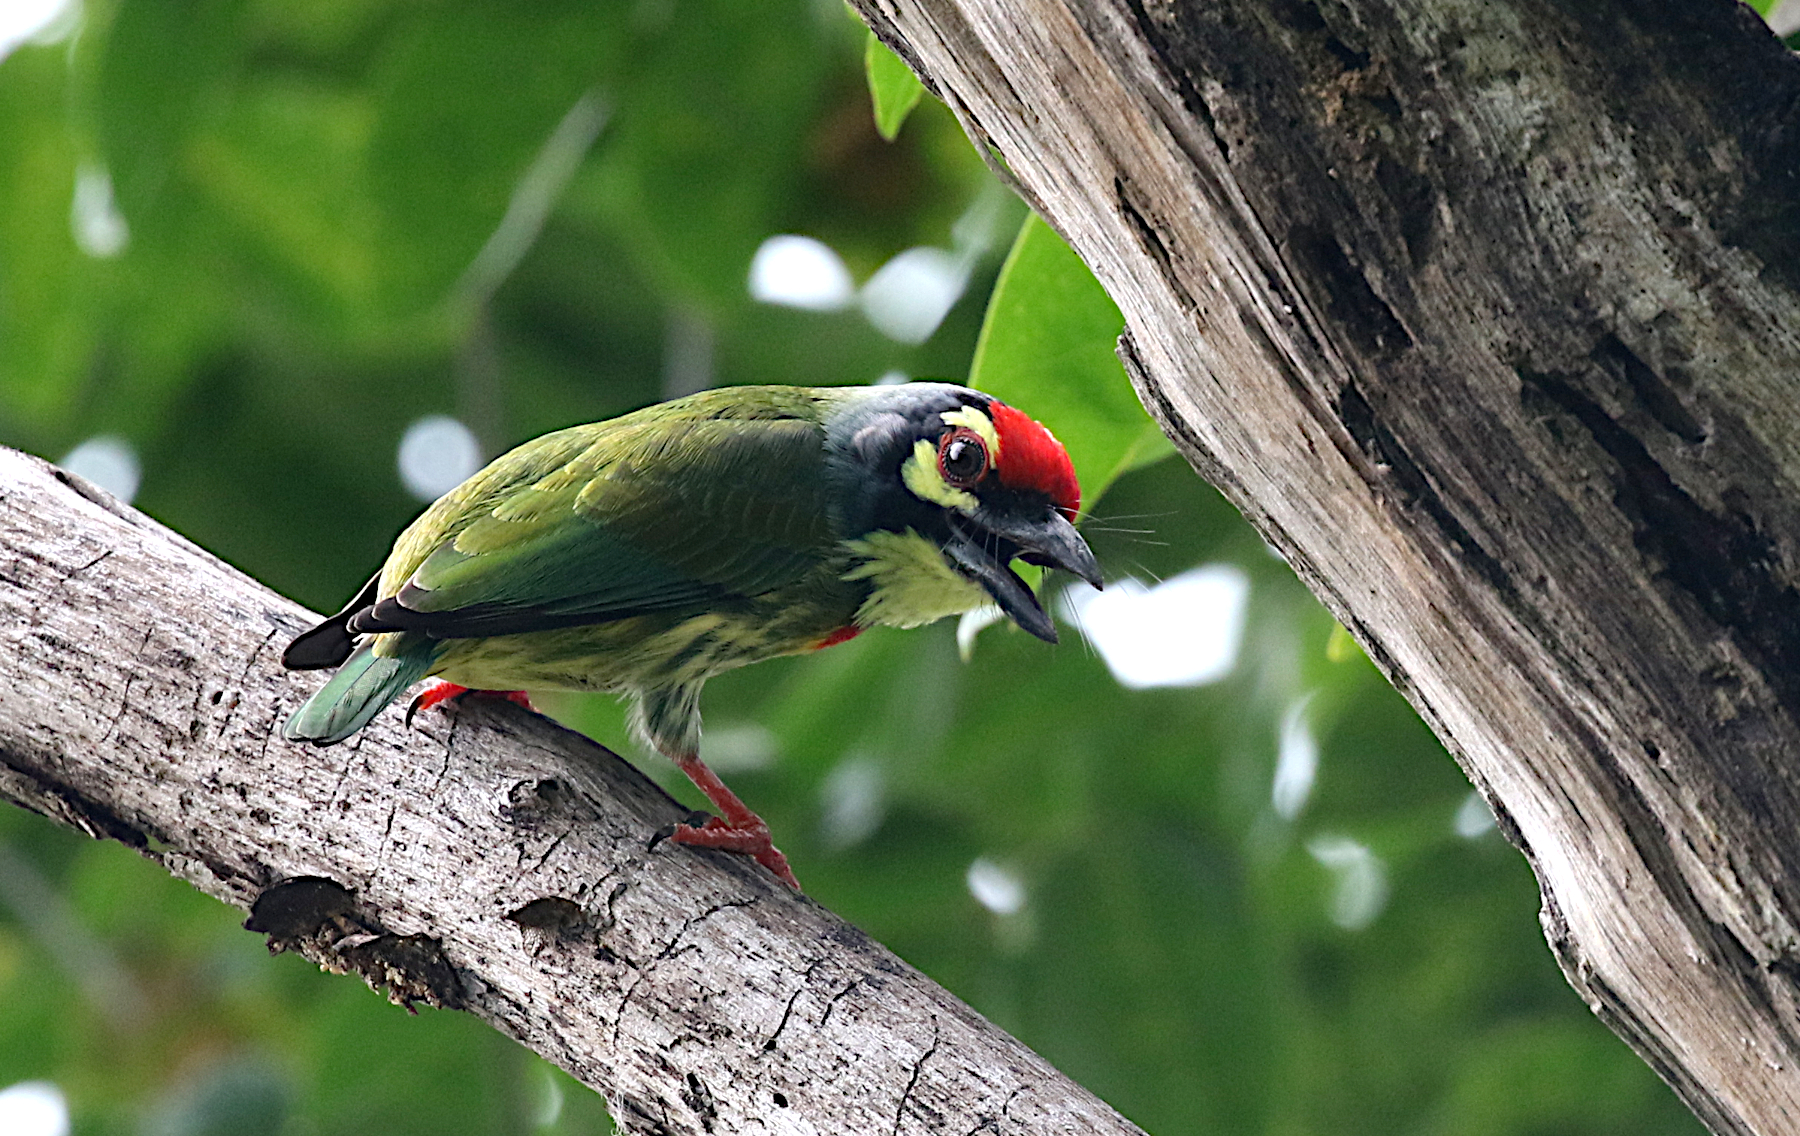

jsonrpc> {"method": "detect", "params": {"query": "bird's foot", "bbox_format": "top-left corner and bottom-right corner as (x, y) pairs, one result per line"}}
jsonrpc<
(405, 682), (534, 727)
(666, 815), (799, 890)
(406, 681), (468, 725)
(660, 752), (801, 889)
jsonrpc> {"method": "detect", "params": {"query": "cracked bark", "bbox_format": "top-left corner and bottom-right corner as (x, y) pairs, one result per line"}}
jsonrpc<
(0, 453), (1143, 1136)
(847, 0), (1800, 1131)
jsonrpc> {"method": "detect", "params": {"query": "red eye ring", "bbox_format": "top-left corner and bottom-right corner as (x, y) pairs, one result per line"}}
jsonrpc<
(937, 427), (989, 488)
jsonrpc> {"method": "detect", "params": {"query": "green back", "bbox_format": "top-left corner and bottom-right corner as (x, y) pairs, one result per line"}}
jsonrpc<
(379, 387), (843, 637)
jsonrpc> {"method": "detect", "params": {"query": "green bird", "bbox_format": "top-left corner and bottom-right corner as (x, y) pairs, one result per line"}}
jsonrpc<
(280, 383), (1100, 887)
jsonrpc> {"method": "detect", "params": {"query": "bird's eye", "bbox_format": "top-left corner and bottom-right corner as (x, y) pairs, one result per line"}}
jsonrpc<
(937, 428), (989, 487)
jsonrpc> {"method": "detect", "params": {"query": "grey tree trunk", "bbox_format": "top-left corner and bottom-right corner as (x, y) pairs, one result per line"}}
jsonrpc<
(849, 0), (1800, 1131)
(0, 451), (1145, 1135)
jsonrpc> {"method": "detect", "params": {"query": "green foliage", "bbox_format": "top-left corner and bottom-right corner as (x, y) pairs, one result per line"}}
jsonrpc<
(864, 32), (925, 142)
(970, 212), (1172, 507)
(0, 3), (1706, 1135)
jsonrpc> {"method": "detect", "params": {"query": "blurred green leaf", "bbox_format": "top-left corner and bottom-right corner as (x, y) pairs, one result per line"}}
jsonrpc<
(969, 212), (1172, 510)
(569, 0), (836, 312)
(864, 32), (925, 142)
(365, 3), (623, 315)
(143, 1060), (290, 1136)
(0, 47), (91, 442)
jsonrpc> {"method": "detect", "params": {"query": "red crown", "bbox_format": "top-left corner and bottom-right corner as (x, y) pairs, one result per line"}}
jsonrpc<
(988, 402), (1080, 521)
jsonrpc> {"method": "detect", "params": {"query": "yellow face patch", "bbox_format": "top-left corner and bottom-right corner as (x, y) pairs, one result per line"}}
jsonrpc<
(901, 439), (979, 514)
(939, 405), (1000, 456)
(898, 405), (1000, 515)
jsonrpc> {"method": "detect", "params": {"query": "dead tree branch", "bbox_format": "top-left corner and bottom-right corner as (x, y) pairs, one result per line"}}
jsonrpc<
(0, 450), (1143, 1136)
(849, 0), (1800, 1131)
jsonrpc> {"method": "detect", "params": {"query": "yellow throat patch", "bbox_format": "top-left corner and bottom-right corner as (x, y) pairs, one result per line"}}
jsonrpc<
(842, 529), (988, 629)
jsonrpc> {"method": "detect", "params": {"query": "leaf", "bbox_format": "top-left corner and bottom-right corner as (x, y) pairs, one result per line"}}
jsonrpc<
(864, 31), (925, 142)
(366, 4), (623, 316)
(968, 213), (1173, 512)
(0, 47), (93, 441)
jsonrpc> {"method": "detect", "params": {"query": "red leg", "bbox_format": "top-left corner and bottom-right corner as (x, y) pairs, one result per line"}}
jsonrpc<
(405, 681), (535, 727)
(667, 754), (799, 889)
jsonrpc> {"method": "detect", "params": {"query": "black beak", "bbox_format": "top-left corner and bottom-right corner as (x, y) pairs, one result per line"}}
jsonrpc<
(942, 508), (1103, 645)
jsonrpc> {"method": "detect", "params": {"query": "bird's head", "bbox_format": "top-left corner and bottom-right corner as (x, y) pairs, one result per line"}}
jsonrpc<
(828, 383), (1103, 643)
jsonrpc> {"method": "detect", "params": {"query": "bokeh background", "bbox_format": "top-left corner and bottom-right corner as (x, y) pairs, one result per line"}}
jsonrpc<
(6, 0), (1778, 1132)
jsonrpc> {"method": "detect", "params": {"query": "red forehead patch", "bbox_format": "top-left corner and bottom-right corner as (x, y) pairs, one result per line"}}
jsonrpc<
(988, 402), (1081, 521)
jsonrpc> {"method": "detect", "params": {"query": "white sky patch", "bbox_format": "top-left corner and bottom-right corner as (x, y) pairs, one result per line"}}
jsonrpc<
(819, 754), (884, 851)
(1058, 564), (1250, 689)
(1272, 694), (1319, 820)
(875, 369), (908, 386)
(1454, 789), (1497, 839)
(966, 857), (1027, 916)
(1307, 835), (1389, 931)
(71, 162), (129, 259)
(58, 435), (140, 504)
(0, 0), (75, 64)
(397, 415), (482, 502)
(0, 1082), (69, 1136)
(748, 235), (854, 311)
(1768, 0), (1800, 38)
(860, 246), (968, 344)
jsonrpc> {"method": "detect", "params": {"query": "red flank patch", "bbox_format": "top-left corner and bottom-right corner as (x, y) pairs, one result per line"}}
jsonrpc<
(814, 625), (863, 650)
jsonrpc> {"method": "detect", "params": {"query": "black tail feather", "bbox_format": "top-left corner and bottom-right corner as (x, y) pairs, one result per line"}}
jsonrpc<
(282, 572), (381, 670)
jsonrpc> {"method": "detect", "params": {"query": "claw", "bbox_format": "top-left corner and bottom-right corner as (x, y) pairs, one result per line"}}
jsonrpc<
(406, 681), (469, 727)
(662, 752), (801, 890)
(405, 682), (534, 729)
(668, 819), (799, 889)
(650, 810), (714, 849)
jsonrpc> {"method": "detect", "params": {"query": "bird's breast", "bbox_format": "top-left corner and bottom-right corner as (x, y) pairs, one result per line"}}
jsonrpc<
(429, 567), (866, 694)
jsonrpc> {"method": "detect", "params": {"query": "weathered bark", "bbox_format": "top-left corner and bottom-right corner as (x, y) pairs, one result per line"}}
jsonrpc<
(0, 451), (1143, 1136)
(850, 0), (1800, 1131)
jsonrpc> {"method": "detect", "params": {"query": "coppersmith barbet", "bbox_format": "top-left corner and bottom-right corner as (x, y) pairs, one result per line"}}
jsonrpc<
(280, 382), (1100, 887)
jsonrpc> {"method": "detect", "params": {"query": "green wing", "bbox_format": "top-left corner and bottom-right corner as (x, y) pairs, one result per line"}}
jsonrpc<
(355, 391), (837, 639)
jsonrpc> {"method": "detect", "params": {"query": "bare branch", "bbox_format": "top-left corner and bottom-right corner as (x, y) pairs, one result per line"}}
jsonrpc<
(0, 450), (1142, 1136)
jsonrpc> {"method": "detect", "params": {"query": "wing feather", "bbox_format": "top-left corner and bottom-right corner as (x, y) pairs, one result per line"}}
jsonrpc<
(352, 399), (835, 640)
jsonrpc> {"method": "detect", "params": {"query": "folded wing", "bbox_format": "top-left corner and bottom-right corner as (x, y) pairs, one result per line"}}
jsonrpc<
(347, 411), (835, 641)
